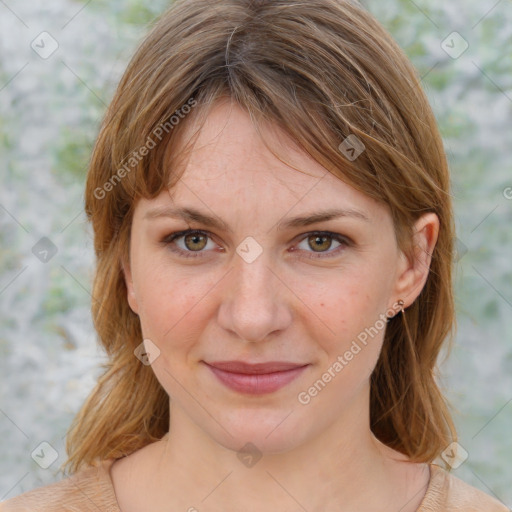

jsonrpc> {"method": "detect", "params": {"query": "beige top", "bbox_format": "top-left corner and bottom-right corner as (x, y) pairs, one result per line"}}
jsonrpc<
(0, 460), (508, 511)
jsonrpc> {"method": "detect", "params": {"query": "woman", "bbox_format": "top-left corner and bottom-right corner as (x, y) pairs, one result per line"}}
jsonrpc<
(1, 0), (507, 510)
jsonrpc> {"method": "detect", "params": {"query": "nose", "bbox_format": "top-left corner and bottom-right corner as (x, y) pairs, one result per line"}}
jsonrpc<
(217, 251), (293, 343)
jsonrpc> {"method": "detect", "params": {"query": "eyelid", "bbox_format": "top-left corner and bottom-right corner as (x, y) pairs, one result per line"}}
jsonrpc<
(161, 229), (352, 259)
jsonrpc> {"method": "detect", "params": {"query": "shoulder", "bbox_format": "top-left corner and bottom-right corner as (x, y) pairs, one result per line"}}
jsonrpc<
(0, 459), (120, 512)
(418, 464), (509, 512)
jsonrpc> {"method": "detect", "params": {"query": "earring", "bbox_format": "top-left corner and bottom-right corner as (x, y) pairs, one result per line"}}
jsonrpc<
(386, 299), (405, 322)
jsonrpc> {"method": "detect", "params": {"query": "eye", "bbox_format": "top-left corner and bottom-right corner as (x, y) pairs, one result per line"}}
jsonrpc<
(161, 229), (219, 258)
(293, 231), (351, 259)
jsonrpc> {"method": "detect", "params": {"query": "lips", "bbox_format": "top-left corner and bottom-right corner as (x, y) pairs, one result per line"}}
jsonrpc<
(203, 360), (309, 394)
(206, 360), (307, 374)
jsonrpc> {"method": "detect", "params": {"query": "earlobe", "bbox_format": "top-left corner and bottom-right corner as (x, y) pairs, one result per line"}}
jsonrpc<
(393, 212), (439, 309)
(121, 257), (139, 315)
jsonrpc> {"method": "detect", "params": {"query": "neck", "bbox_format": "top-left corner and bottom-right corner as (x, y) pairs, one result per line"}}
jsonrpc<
(145, 385), (417, 511)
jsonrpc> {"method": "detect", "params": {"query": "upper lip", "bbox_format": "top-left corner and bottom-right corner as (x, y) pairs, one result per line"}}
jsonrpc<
(205, 361), (309, 374)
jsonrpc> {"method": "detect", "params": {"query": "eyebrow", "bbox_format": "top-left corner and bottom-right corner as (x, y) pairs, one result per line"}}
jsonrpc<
(143, 206), (371, 232)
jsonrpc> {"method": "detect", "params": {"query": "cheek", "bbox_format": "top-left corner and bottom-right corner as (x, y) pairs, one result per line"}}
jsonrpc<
(301, 269), (387, 344)
(134, 266), (216, 394)
(296, 269), (390, 393)
(301, 290), (386, 409)
(134, 262), (216, 349)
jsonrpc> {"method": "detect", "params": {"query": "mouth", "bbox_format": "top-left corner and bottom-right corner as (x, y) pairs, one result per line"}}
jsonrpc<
(203, 360), (310, 395)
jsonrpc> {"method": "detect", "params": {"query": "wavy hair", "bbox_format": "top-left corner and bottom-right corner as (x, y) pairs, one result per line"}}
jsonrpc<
(64, 0), (457, 474)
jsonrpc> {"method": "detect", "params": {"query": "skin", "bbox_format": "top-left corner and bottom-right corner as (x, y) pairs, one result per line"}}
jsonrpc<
(111, 98), (438, 512)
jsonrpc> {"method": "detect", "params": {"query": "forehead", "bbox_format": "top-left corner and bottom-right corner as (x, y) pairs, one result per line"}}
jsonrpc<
(162, 100), (384, 216)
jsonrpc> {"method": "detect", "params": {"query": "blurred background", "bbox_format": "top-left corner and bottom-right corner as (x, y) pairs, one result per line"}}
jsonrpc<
(0, 0), (511, 505)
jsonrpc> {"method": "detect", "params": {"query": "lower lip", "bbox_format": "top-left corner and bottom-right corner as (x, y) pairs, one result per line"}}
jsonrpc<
(205, 364), (309, 395)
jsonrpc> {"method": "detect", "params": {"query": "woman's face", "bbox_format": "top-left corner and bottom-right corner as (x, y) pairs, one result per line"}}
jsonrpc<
(124, 100), (426, 454)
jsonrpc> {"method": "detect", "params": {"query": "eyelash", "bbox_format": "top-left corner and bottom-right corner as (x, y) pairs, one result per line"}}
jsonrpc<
(160, 229), (352, 260)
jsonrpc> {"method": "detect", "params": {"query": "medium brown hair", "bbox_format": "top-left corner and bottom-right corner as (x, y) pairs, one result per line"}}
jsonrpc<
(64, 0), (457, 474)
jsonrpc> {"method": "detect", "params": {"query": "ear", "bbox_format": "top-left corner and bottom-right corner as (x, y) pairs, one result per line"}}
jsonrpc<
(392, 212), (439, 309)
(122, 255), (139, 315)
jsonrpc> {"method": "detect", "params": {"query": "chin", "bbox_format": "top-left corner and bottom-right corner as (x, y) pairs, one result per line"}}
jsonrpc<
(208, 406), (311, 455)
